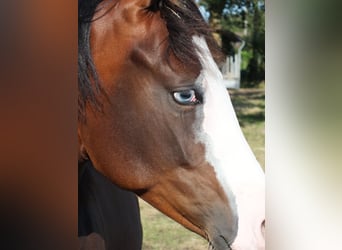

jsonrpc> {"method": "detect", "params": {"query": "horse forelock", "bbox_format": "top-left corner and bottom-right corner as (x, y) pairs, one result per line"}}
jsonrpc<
(159, 0), (223, 67)
(78, 0), (223, 122)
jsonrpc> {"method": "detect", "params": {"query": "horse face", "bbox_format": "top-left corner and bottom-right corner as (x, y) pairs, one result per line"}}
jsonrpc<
(78, 0), (265, 249)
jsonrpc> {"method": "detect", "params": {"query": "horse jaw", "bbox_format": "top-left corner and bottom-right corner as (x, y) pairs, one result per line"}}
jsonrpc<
(193, 36), (265, 250)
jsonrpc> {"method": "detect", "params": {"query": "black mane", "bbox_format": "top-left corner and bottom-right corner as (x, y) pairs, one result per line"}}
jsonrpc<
(78, 0), (104, 121)
(78, 0), (222, 121)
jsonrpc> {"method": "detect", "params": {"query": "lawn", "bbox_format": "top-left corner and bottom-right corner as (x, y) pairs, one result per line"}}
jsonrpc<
(140, 88), (265, 250)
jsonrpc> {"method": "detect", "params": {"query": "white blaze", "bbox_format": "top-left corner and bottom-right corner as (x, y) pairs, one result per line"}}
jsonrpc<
(193, 36), (265, 250)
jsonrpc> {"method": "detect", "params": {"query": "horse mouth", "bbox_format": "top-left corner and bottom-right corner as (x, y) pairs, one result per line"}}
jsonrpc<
(167, 209), (234, 250)
(185, 220), (233, 250)
(208, 235), (233, 250)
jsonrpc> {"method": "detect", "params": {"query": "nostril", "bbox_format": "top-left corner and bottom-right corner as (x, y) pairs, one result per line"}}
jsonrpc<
(261, 219), (265, 238)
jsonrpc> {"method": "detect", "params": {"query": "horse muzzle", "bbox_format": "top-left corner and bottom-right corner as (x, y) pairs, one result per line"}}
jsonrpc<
(206, 183), (265, 250)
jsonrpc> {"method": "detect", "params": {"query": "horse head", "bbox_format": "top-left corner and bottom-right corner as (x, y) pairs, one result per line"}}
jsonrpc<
(78, 0), (265, 249)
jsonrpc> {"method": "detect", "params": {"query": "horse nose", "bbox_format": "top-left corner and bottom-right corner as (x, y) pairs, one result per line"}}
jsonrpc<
(261, 219), (265, 239)
(231, 184), (265, 250)
(255, 218), (266, 250)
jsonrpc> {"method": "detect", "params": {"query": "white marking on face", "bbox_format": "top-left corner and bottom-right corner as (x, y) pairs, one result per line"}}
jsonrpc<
(192, 36), (265, 249)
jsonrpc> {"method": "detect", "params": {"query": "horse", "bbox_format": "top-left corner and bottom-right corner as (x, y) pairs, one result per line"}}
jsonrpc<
(78, 0), (265, 249)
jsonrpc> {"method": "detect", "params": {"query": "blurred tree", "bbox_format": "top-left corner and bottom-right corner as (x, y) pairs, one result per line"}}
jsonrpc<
(199, 0), (265, 87)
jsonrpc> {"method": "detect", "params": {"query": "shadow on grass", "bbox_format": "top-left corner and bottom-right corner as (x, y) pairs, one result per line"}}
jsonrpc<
(236, 112), (265, 127)
(229, 89), (265, 127)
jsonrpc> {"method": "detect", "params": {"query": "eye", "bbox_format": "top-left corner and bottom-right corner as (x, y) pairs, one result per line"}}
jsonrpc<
(172, 89), (201, 105)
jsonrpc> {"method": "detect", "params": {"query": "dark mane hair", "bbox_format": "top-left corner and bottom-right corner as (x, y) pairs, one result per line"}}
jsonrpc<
(78, 0), (223, 121)
(151, 0), (223, 66)
(78, 0), (104, 122)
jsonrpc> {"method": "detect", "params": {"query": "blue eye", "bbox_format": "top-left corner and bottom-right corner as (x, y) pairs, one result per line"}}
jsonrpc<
(172, 89), (201, 105)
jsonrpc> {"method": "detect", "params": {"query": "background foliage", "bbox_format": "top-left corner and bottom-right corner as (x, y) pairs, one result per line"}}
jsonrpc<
(198, 0), (265, 87)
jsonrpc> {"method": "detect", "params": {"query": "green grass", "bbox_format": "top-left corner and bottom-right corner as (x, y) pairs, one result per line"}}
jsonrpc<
(140, 200), (208, 250)
(140, 88), (265, 249)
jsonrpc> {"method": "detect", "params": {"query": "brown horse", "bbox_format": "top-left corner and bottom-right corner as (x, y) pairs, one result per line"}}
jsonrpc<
(78, 0), (265, 249)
